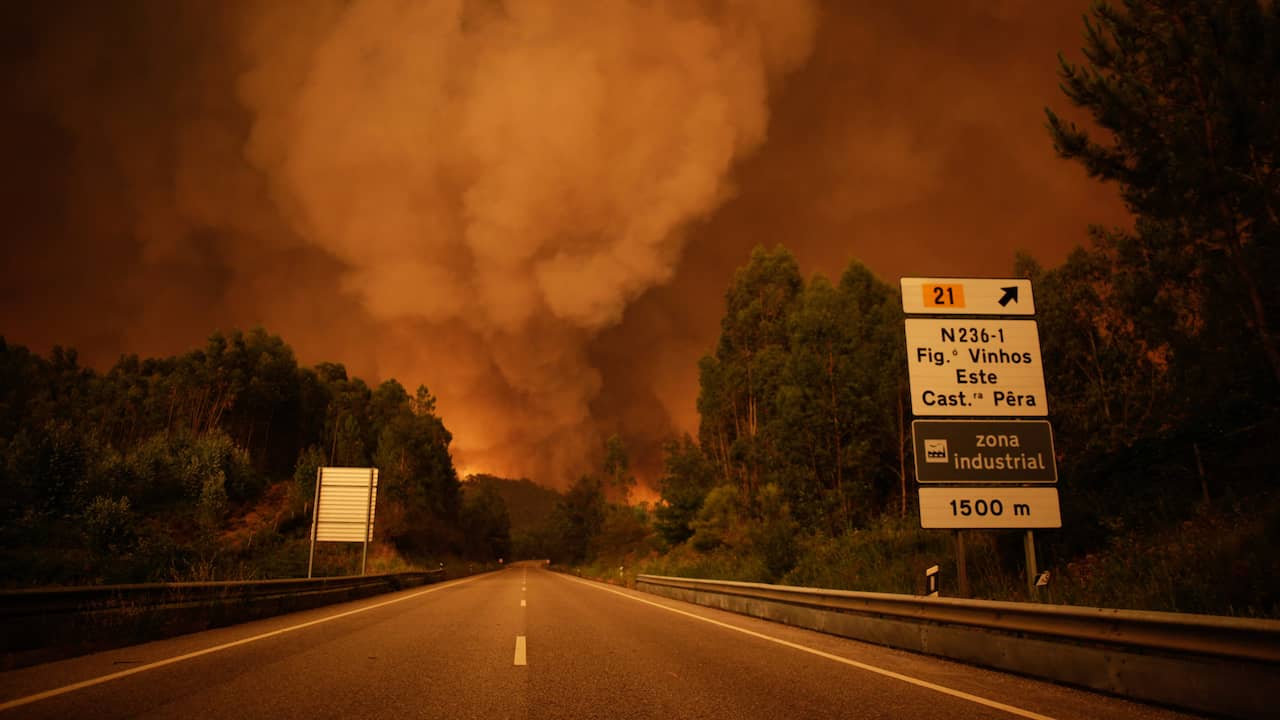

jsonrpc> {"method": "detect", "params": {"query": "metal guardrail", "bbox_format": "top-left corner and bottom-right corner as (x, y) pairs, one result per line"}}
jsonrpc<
(636, 574), (1280, 663)
(0, 570), (443, 618)
(0, 570), (447, 670)
(636, 574), (1280, 719)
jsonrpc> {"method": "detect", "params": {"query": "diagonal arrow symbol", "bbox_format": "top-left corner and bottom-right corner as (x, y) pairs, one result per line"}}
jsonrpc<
(998, 286), (1018, 307)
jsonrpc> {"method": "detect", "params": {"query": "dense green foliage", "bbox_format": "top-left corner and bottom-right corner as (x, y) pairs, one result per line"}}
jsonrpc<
(1046, 0), (1280, 390)
(693, 250), (906, 535)
(0, 329), (507, 586)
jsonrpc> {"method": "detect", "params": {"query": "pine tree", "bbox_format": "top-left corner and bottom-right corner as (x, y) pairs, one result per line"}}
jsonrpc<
(1046, 0), (1280, 388)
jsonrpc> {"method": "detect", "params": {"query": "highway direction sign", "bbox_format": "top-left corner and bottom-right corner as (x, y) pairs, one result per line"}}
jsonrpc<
(904, 318), (1048, 416)
(913, 419), (1057, 484)
(918, 486), (1061, 529)
(900, 277), (1035, 316)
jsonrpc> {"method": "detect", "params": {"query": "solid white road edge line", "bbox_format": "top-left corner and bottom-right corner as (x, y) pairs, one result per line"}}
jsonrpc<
(561, 574), (1056, 720)
(514, 636), (527, 666)
(0, 573), (487, 713)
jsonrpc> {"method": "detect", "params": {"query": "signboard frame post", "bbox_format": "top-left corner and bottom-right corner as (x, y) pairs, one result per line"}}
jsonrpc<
(361, 468), (375, 576)
(307, 466), (380, 578)
(1024, 530), (1039, 599)
(307, 466), (321, 579)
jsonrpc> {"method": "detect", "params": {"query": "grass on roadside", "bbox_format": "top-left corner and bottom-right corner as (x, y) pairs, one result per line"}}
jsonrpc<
(567, 496), (1280, 618)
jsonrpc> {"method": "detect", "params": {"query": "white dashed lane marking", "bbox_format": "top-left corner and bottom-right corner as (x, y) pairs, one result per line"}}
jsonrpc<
(514, 636), (527, 666)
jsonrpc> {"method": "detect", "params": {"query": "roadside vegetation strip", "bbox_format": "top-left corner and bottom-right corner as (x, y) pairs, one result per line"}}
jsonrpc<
(0, 573), (486, 714)
(560, 574), (1055, 720)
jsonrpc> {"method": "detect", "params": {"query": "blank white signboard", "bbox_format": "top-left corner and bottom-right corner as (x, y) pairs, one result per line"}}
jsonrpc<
(315, 467), (378, 542)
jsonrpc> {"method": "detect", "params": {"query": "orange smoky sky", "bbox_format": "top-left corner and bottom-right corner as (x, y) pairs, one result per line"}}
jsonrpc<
(0, 1), (1127, 491)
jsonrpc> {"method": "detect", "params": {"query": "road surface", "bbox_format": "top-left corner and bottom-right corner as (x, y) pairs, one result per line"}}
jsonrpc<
(0, 564), (1199, 719)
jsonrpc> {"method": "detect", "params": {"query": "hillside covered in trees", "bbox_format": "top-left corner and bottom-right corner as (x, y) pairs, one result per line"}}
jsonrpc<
(0, 328), (509, 585)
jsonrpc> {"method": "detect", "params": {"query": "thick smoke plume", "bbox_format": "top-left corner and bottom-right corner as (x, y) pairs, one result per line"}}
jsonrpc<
(0, 1), (1127, 491)
(236, 0), (816, 482)
(1, 0), (815, 486)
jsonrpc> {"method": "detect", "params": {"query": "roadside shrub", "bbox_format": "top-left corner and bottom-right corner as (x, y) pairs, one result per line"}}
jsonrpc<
(125, 433), (184, 506)
(197, 474), (228, 530)
(689, 485), (743, 551)
(181, 430), (259, 503)
(1049, 499), (1280, 616)
(750, 483), (799, 581)
(783, 516), (955, 594)
(291, 445), (325, 506)
(640, 543), (771, 584)
(83, 496), (135, 552)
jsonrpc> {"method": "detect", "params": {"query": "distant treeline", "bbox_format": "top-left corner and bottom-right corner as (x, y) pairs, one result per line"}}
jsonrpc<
(0, 328), (509, 585)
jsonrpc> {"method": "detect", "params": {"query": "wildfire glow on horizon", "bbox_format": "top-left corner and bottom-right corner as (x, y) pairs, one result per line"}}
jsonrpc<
(0, 0), (1127, 492)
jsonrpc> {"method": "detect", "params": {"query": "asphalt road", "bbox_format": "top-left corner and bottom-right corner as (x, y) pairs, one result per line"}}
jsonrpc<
(0, 564), (1200, 719)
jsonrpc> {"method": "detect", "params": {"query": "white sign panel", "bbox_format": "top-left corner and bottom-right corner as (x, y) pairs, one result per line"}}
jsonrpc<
(918, 487), (1061, 528)
(315, 467), (378, 542)
(901, 277), (1035, 316)
(904, 318), (1048, 416)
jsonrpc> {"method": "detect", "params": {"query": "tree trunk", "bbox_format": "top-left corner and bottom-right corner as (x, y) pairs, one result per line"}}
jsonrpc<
(898, 387), (908, 519)
(1228, 243), (1280, 388)
(1194, 441), (1209, 506)
(1186, 47), (1280, 389)
(828, 346), (846, 528)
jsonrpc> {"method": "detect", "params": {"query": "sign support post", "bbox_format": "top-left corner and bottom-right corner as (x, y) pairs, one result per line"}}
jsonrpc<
(1024, 530), (1039, 599)
(307, 466), (321, 579)
(361, 467), (375, 576)
(955, 531), (969, 597)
